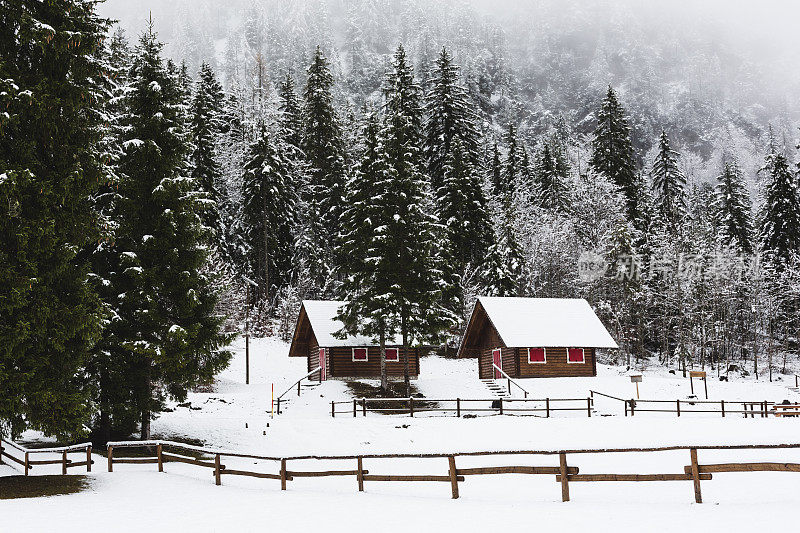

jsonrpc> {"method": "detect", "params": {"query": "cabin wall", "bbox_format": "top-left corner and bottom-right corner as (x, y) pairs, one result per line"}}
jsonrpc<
(517, 347), (596, 378)
(306, 333), (322, 381)
(324, 346), (420, 379)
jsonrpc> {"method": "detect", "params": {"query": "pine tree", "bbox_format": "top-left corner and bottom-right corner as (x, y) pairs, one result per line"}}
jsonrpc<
(650, 130), (687, 233)
(713, 158), (753, 254)
(534, 142), (570, 212)
(502, 123), (520, 205)
(111, 23), (232, 439)
(302, 47), (347, 279)
(760, 142), (800, 265)
(241, 126), (296, 303)
(436, 138), (494, 272)
(0, 0), (109, 439)
(490, 141), (503, 197)
(189, 62), (226, 241)
(278, 73), (303, 155)
(590, 86), (639, 222)
(423, 47), (481, 192)
(358, 45), (448, 395)
(482, 214), (524, 297)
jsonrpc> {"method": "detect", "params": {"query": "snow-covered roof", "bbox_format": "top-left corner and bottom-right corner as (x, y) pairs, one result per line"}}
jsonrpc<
(302, 300), (403, 347)
(474, 297), (618, 349)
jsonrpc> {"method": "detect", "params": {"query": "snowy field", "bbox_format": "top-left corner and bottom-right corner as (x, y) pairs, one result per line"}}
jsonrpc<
(3, 337), (800, 532)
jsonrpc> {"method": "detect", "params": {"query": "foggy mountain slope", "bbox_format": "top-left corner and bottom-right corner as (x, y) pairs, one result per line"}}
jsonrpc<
(99, 0), (800, 175)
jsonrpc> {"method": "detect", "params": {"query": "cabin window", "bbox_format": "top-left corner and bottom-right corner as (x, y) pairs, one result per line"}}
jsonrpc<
(352, 347), (368, 362)
(385, 348), (399, 362)
(528, 347), (546, 364)
(567, 348), (585, 364)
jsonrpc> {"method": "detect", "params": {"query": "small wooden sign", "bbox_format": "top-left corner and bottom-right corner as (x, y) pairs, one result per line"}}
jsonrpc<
(630, 375), (643, 383)
(689, 371), (706, 378)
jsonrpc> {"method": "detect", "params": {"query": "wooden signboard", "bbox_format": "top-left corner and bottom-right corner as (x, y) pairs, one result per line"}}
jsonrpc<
(630, 374), (642, 399)
(689, 371), (708, 399)
(689, 371), (706, 378)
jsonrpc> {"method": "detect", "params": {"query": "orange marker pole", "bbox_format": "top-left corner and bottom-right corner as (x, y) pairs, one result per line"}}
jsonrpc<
(271, 383), (274, 419)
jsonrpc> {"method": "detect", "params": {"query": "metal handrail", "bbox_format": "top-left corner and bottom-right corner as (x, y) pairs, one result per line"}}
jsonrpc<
(492, 364), (530, 398)
(277, 366), (322, 400)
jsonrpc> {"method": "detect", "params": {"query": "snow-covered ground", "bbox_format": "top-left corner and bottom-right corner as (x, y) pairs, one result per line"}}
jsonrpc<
(4, 337), (800, 532)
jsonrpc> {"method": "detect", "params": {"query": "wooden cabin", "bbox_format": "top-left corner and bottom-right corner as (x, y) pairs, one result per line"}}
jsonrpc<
(457, 297), (618, 379)
(288, 300), (421, 381)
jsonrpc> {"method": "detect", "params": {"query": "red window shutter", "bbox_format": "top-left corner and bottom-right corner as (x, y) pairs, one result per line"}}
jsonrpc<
(529, 348), (545, 363)
(385, 348), (399, 362)
(353, 348), (368, 361)
(568, 348), (585, 363)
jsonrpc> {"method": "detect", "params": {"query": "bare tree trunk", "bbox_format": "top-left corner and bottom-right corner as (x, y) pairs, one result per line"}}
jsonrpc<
(379, 325), (387, 392)
(140, 358), (152, 441)
(401, 314), (410, 399)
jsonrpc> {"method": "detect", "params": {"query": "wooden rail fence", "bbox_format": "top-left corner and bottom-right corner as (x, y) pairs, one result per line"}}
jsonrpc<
(330, 397), (595, 418)
(104, 440), (800, 504)
(589, 391), (786, 418)
(0, 438), (93, 475)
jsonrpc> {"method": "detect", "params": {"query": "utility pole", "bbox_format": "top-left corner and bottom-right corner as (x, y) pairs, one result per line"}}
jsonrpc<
(242, 276), (258, 386)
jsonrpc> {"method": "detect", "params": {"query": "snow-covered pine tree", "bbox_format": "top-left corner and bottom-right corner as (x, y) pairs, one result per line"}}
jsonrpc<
(302, 46), (347, 281)
(379, 45), (450, 395)
(713, 158), (753, 255)
(241, 125), (297, 304)
(111, 23), (232, 439)
(589, 86), (640, 222)
(650, 130), (687, 233)
(481, 212), (524, 297)
(278, 73), (303, 156)
(189, 62), (226, 243)
(501, 123), (520, 206)
(534, 142), (570, 212)
(423, 47), (481, 192)
(760, 141), (800, 266)
(436, 138), (494, 275)
(490, 141), (502, 197)
(0, 0), (109, 440)
(336, 112), (397, 390)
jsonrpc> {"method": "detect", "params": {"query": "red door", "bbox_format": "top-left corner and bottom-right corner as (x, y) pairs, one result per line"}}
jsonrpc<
(492, 349), (502, 379)
(318, 348), (326, 381)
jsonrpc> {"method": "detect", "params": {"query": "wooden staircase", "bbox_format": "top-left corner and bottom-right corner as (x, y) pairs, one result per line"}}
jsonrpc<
(481, 379), (510, 398)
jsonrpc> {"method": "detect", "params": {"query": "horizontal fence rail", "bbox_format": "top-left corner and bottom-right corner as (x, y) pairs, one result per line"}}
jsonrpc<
(101, 439), (800, 504)
(330, 397), (595, 418)
(589, 391), (792, 418)
(0, 438), (94, 476)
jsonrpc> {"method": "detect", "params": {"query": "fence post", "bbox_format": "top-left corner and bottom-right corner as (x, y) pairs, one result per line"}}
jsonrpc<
(559, 452), (570, 502)
(689, 448), (702, 503)
(362, 398), (367, 417)
(721, 400), (725, 418)
(107, 446), (113, 472)
(0, 438), (4, 466)
(587, 398), (592, 417)
(624, 400), (628, 417)
(499, 398), (503, 415)
(157, 443), (163, 472)
(448, 456), (460, 499)
(24, 451), (29, 476)
(87, 445), (92, 473)
(62, 450), (68, 475)
(297, 381), (301, 397)
(677, 400), (681, 417)
(630, 399), (635, 417)
(357, 457), (364, 492)
(456, 398), (461, 418)
(353, 399), (357, 418)
(546, 398), (550, 418)
(280, 458), (287, 490)
(331, 401), (335, 418)
(409, 397), (414, 417)
(214, 454), (221, 486)
(764, 401), (768, 418)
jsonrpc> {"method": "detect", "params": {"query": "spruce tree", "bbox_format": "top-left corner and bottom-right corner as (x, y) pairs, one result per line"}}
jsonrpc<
(111, 23), (231, 439)
(0, 0), (109, 439)
(482, 215), (524, 297)
(278, 73), (303, 156)
(423, 47), (481, 191)
(650, 130), (687, 233)
(241, 126), (296, 303)
(436, 138), (494, 272)
(590, 86), (639, 221)
(760, 142), (800, 265)
(302, 47), (347, 276)
(502, 123), (520, 205)
(337, 113), (396, 390)
(534, 142), (570, 212)
(713, 158), (753, 255)
(490, 141), (503, 197)
(189, 62), (226, 241)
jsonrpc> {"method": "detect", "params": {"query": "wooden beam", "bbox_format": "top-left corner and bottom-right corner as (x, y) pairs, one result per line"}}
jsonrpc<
(362, 474), (466, 482)
(221, 469), (286, 480)
(458, 466), (579, 476)
(684, 462), (800, 474)
(357, 457), (364, 491)
(556, 473), (712, 482)
(690, 448), (702, 503)
(286, 469), (369, 478)
(448, 456), (460, 499)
